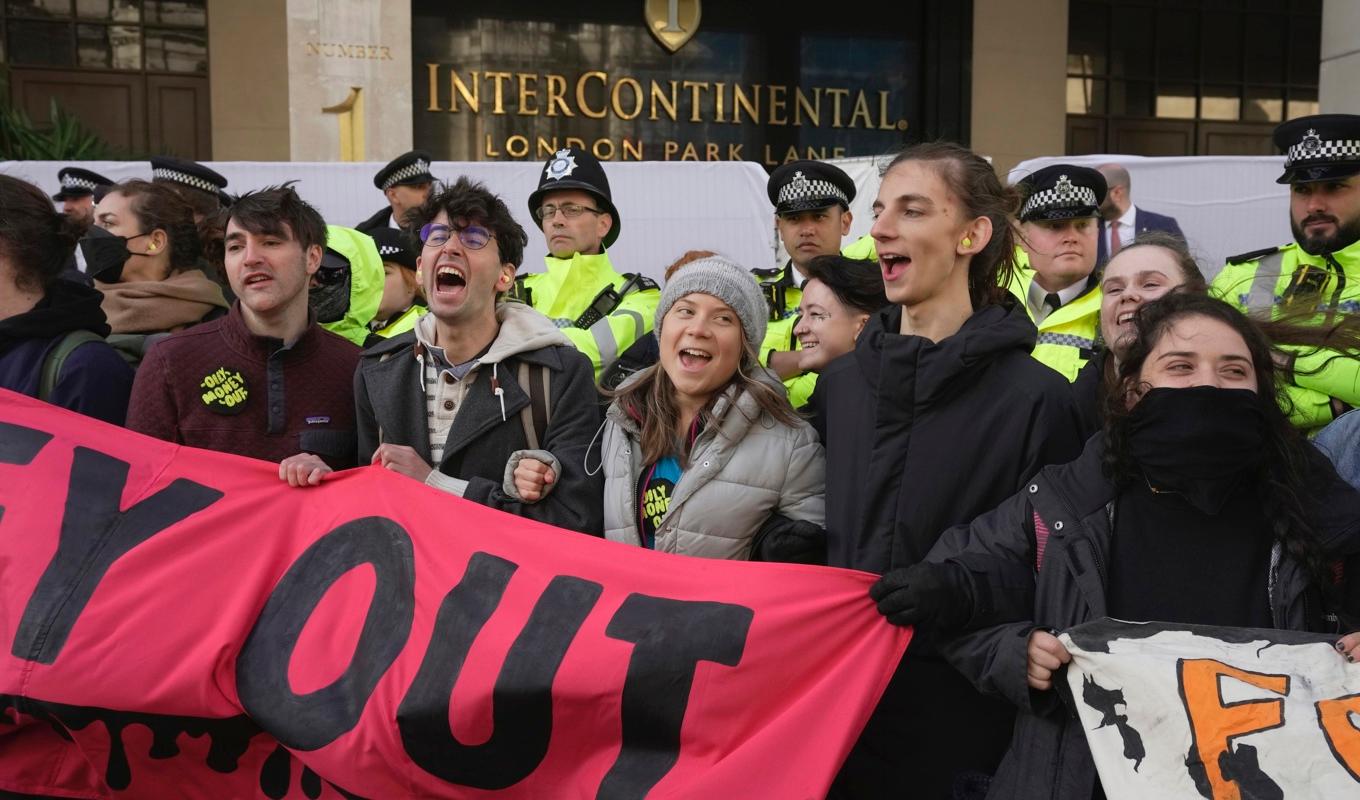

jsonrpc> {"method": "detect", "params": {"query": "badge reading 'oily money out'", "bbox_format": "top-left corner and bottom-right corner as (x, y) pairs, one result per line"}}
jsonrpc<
(199, 366), (248, 414)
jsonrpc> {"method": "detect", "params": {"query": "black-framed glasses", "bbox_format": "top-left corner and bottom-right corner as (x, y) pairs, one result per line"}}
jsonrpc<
(535, 202), (602, 221)
(418, 223), (491, 250)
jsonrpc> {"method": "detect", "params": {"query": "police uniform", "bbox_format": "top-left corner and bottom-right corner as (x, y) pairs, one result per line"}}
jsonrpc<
(53, 167), (115, 282)
(761, 160), (858, 408)
(1212, 114), (1360, 430)
(1010, 165), (1107, 382)
(512, 147), (659, 384)
(357, 151), (435, 234)
(366, 227), (427, 343)
(151, 157), (228, 203)
(52, 167), (113, 205)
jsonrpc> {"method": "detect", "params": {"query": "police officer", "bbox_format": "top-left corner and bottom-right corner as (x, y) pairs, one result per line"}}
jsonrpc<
(515, 146), (658, 384)
(357, 150), (436, 234)
(366, 227), (426, 344)
(761, 160), (857, 407)
(52, 167), (114, 230)
(151, 156), (228, 223)
(1214, 114), (1360, 430)
(1011, 164), (1106, 382)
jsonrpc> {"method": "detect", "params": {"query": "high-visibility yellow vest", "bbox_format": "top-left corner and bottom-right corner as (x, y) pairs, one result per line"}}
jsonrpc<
(1008, 267), (1101, 383)
(1213, 237), (1360, 431)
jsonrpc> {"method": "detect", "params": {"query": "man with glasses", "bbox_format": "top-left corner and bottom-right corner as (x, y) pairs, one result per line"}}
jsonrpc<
(344, 177), (603, 533)
(513, 146), (659, 385)
(128, 185), (361, 474)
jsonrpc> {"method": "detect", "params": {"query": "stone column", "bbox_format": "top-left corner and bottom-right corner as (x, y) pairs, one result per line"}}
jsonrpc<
(284, 0), (413, 161)
(1321, 0), (1360, 113)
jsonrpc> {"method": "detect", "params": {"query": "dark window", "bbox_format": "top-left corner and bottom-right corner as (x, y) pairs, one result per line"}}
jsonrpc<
(2, 0), (205, 72)
(1067, 0), (1319, 156)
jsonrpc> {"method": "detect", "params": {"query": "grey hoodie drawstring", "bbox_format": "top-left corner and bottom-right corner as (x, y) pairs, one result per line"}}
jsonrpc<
(583, 417), (608, 476)
(491, 362), (507, 422)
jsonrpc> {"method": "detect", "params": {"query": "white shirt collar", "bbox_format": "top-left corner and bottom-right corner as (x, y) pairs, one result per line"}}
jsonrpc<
(1027, 276), (1090, 323)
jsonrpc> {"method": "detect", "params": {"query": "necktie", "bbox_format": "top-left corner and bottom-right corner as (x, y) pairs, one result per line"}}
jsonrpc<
(1045, 293), (1062, 313)
(1110, 222), (1124, 256)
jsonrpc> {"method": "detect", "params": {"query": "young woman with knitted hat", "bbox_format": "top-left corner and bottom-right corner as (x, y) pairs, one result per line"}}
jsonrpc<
(591, 251), (826, 562)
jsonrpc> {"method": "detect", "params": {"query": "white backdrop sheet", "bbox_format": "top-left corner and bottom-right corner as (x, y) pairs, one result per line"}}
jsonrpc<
(0, 160), (782, 283)
(830, 154), (1295, 281)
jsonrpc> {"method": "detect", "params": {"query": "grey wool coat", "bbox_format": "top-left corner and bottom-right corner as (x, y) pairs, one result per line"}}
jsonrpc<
(599, 370), (826, 559)
(355, 303), (603, 535)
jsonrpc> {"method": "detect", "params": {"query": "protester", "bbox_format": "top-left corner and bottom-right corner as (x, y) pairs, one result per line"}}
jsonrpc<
(311, 225), (383, 347)
(596, 253), (825, 562)
(880, 292), (1360, 800)
(1073, 231), (1207, 437)
(356, 150), (436, 234)
(1095, 162), (1185, 267)
(1213, 113), (1360, 431)
(87, 179), (229, 367)
(794, 255), (888, 438)
(1012, 164), (1106, 382)
(819, 142), (1084, 799)
(514, 146), (660, 385)
(0, 174), (132, 423)
(759, 160), (858, 407)
(127, 185), (360, 469)
(794, 255), (887, 374)
(366, 227), (426, 343)
(352, 177), (603, 534)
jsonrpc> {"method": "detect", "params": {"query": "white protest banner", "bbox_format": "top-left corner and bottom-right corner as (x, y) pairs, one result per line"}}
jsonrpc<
(1062, 619), (1360, 800)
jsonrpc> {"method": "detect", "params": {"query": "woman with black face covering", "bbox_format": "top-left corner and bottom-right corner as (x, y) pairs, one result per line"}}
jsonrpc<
(83, 179), (228, 367)
(872, 292), (1360, 800)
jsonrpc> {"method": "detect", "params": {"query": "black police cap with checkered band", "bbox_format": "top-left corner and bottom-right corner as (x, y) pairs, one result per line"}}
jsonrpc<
(368, 227), (418, 271)
(1274, 114), (1360, 184)
(767, 160), (856, 216)
(52, 167), (114, 201)
(1017, 164), (1107, 223)
(150, 156), (227, 196)
(373, 150), (435, 191)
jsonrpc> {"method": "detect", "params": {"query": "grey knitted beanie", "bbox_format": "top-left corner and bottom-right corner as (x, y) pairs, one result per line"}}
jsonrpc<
(655, 255), (767, 353)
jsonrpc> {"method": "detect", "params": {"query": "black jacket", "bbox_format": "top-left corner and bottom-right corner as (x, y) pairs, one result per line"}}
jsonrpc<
(925, 436), (1360, 800)
(355, 206), (394, 235)
(816, 301), (1084, 798)
(0, 280), (132, 424)
(818, 300), (1085, 573)
(1071, 348), (1107, 441)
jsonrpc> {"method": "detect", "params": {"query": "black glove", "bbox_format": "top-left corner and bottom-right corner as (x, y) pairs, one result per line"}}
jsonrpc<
(751, 514), (826, 565)
(869, 562), (970, 630)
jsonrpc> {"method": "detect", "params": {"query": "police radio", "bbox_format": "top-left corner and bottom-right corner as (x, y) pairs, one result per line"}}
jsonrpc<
(574, 285), (622, 329)
(1285, 264), (1330, 302)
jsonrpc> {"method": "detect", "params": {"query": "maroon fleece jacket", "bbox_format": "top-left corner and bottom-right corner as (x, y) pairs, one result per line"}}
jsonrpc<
(127, 302), (360, 467)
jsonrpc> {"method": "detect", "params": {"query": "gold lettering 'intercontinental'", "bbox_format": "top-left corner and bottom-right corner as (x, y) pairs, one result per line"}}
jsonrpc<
(424, 65), (908, 130)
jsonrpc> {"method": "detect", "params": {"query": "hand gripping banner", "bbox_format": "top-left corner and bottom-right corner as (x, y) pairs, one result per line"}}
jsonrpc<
(1063, 618), (1360, 800)
(0, 390), (909, 799)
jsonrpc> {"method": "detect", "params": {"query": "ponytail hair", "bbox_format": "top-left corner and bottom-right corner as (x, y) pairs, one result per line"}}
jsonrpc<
(0, 174), (84, 292)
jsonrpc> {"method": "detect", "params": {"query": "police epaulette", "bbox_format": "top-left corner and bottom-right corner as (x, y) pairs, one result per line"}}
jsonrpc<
(620, 272), (659, 293)
(1225, 245), (1281, 265)
(751, 266), (784, 281)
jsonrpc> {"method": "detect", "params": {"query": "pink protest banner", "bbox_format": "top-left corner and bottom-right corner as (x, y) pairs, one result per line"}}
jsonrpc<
(0, 390), (908, 798)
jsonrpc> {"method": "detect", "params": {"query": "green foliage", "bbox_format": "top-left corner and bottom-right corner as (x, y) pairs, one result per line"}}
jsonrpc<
(0, 97), (114, 160)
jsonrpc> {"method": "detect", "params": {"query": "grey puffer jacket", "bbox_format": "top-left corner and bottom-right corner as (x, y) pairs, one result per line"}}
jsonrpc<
(598, 370), (826, 559)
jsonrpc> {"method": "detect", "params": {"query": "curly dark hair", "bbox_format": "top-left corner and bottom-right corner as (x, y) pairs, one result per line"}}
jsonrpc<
(882, 142), (1022, 308)
(406, 176), (528, 268)
(106, 179), (204, 273)
(1103, 292), (1333, 599)
(0, 175), (84, 292)
(803, 255), (890, 315)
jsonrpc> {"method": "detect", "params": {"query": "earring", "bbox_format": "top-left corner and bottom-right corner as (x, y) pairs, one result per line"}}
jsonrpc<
(961, 237), (972, 248)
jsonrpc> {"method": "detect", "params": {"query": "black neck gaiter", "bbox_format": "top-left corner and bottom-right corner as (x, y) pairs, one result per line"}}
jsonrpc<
(1126, 386), (1267, 515)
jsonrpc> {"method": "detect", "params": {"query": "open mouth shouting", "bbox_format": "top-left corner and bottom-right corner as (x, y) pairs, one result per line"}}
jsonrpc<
(678, 347), (713, 370)
(243, 271), (274, 290)
(881, 253), (911, 282)
(432, 263), (468, 298)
